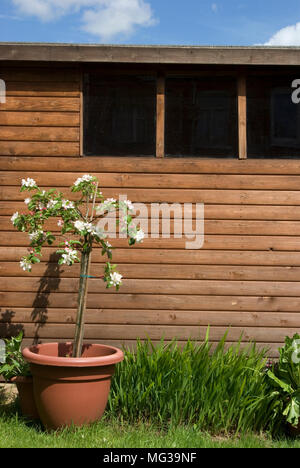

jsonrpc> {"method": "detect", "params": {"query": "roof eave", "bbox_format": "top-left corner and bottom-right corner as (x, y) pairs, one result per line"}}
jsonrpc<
(1, 43), (300, 65)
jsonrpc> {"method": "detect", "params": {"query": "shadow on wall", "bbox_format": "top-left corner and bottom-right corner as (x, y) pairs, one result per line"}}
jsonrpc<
(0, 253), (62, 344)
(0, 310), (24, 338)
(31, 252), (62, 344)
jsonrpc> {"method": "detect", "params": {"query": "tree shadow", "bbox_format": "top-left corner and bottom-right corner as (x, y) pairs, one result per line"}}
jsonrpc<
(0, 310), (24, 338)
(31, 252), (62, 344)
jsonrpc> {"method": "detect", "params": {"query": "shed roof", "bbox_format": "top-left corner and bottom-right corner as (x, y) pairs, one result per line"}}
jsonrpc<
(1, 43), (300, 66)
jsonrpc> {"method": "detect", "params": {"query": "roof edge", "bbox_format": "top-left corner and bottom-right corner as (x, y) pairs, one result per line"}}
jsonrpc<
(1, 43), (300, 65)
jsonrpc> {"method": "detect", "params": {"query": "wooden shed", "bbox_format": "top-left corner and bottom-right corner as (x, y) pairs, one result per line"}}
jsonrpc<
(1, 43), (300, 356)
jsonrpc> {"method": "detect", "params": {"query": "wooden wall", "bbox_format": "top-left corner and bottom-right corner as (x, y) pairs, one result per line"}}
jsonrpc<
(0, 66), (300, 357)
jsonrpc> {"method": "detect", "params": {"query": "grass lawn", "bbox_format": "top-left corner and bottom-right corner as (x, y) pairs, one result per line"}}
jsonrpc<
(0, 403), (299, 448)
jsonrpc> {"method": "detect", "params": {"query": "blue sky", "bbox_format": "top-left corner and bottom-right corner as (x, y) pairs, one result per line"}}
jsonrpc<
(1, 0), (300, 46)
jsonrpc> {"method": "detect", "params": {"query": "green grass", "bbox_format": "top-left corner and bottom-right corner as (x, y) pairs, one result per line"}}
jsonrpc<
(109, 336), (278, 434)
(1, 334), (296, 448)
(0, 409), (299, 448)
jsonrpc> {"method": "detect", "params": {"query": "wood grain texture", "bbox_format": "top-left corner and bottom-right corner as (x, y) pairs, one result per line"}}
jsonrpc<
(3, 232), (300, 251)
(156, 75), (165, 158)
(0, 142), (79, 156)
(3, 247), (300, 265)
(1, 307), (299, 328)
(4, 185), (300, 204)
(0, 97), (79, 112)
(3, 277), (300, 297)
(238, 75), (247, 159)
(2, 201), (300, 220)
(2, 44), (300, 66)
(3, 216), (300, 236)
(2, 262), (300, 281)
(0, 112), (80, 127)
(0, 322), (297, 343)
(0, 127), (79, 142)
(2, 291), (300, 311)
(4, 171), (300, 189)
(3, 156), (300, 174)
(1, 65), (300, 354)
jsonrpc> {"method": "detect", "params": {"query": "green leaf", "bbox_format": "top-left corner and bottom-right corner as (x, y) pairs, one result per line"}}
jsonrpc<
(267, 370), (294, 394)
(283, 397), (300, 426)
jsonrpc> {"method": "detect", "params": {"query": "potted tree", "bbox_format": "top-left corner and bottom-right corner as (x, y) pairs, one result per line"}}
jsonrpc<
(11, 175), (144, 430)
(0, 332), (39, 419)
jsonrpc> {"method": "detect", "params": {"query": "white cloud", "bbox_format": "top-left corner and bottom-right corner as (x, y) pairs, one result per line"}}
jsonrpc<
(0, 14), (21, 20)
(264, 22), (300, 46)
(11, 0), (157, 41)
(82, 0), (156, 40)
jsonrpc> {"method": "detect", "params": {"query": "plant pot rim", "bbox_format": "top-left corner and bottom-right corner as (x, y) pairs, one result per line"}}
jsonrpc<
(22, 342), (124, 368)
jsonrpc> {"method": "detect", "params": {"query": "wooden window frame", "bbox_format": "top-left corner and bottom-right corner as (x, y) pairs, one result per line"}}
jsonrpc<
(156, 74), (165, 158)
(237, 75), (247, 160)
(80, 69), (247, 159)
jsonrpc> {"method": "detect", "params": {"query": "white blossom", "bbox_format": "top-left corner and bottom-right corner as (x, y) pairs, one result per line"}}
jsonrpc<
(61, 248), (78, 266)
(20, 258), (32, 272)
(57, 219), (63, 227)
(132, 229), (145, 243)
(85, 223), (95, 233)
(24, 198), (31, 205)
(110, 272), (123, 286)
(123, 199), (134, 211)
(74, 174), (94, 186)
(96, 198), (116, 214)
(62, 199), (75, 210)
(74, 220), (87, 232)
(74, 220), (99, 235)
(47, 200), (59, 209)
(22, 178), (36, 188)
(29, 230), (43, 242)
(11, 212), (19, 224)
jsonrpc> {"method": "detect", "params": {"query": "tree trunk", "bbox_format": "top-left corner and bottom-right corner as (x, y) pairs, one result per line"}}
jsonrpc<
(73, 249), (91, 357)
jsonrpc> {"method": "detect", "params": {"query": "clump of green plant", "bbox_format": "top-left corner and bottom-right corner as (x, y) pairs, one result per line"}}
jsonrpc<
(265, 334), (300, 430)
(0, 332), (30, 381)
(108, 331), (274, 434)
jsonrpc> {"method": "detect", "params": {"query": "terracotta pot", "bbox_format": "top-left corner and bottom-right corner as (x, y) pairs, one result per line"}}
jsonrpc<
(11, 376), (39, 420)
(22, 342), (123, 431)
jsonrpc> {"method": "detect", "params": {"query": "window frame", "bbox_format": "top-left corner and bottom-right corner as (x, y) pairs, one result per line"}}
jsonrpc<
(80, 67), (298, 160)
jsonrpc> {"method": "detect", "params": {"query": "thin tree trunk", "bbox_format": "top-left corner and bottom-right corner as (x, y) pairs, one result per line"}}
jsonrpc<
(73, 249), (91, 357)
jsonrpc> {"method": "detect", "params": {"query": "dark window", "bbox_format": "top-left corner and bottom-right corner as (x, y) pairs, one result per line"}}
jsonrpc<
(83, 73), (156, 156)
(165, 76), (238, 157)
(247, 75), (300, 158)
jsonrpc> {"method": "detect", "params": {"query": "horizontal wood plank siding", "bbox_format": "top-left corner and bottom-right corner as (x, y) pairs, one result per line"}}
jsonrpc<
(0, 66), (300, 356)
(0, 68), (80, 156)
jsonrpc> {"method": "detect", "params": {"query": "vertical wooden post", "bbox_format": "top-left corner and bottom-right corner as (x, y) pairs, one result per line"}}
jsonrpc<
(156, 75), (165, 158)
(80, 69), (84, 157)
(238, 75), (247, 159)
